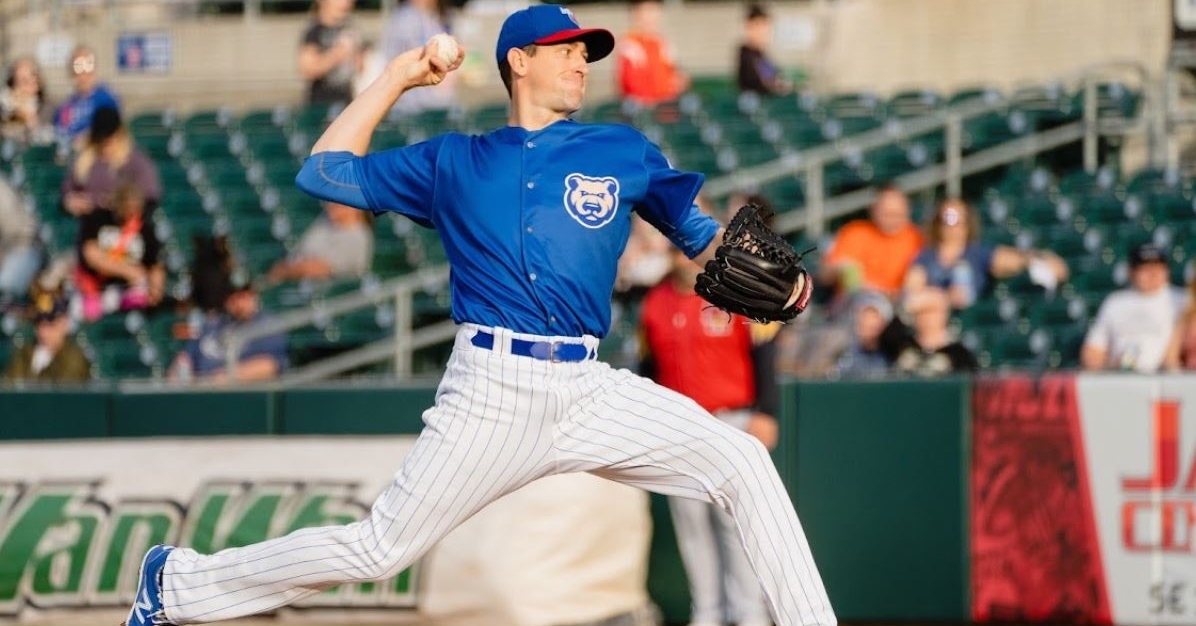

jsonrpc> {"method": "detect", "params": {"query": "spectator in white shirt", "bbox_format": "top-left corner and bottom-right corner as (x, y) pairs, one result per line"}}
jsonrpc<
(1082, 243), (1187, 372)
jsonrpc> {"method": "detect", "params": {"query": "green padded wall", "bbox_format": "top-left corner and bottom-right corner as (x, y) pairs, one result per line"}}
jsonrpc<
(278, 386), (433, 435)
(791, 378), (970, 622)
(110, 390), (275, 437)
(0, 390), (112, 439)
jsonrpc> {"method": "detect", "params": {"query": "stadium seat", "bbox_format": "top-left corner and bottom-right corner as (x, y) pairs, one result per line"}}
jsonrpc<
(1072, 81), (1139, 119)
(985, 327), (1051, 370)
(885, 89), (944, 119)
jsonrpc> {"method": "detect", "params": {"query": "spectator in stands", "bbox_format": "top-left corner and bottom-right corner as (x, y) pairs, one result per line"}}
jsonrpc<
(737, 3), (791, 96)
(904, 198), (1069, 310)
(299, 0), (361, 106)
(267, 201), (373, 283)
(891, 289), (978, 375)
(0, 174), (41, 306)
(617, 0), (689, 108)
(640, 245), (777, 626)
(1, 58), (52, 146)
(1165, 270), (1196, 371)
(61, 105), (161, 218)
(1083, 243), (1187, 373)
(3, 284), (91, 383)
(820, 184), (923, 305)
(53, 45), (120, 153)
(381, 0), (456, 113)
(75, 182), (166, 321)
(834, 290), (896, 379)
(170, 274), (287, 384)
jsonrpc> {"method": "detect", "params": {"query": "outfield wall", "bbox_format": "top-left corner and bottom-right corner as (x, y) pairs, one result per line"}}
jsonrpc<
(0, 374), (1191, 625)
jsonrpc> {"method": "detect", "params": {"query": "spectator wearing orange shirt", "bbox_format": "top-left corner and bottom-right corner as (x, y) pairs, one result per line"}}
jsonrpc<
(617, 0), (689, 107)
(820, 185), (923, 303)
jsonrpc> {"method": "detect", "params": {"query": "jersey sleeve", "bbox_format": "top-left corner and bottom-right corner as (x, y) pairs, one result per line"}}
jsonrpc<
(635, 139), (716, 258)
(295, 136), (446, 228)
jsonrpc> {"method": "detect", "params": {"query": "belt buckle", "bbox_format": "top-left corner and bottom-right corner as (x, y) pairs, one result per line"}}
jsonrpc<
(547, 340), (564, 363)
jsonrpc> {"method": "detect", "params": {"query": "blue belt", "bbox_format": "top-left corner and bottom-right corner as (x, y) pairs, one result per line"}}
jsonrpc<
(470, 330), (596, 362)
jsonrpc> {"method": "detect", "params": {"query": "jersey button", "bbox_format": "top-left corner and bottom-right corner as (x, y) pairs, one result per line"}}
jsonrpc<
(529, 273), (537, 281)
(526, 226), (534, 233)
(526, 141), (535, 148)
(549, 316), (556, 324)
(527, 182), (535, 189)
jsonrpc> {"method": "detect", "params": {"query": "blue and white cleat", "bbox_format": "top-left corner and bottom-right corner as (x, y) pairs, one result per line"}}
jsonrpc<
(123, 544), (175, 626)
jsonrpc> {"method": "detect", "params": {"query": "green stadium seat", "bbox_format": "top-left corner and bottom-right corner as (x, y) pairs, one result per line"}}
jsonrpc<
(688, 75), (735, 103)
(1047, 322), (1088, 369)
(238, 107), (289, 133)
(1028, 295), (1088, 330)
(985, 327), (1050, 370)
(949, 86), (1004, 106)
(129, 110), (175, 135)
(291, 104), (336, 136)
(1072, 81), (1139, 119)
(885, 89), (944, 119)
(1010, 84), (1078, 128)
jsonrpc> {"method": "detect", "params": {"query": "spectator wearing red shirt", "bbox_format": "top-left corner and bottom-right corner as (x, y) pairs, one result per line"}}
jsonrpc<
(640, 246), (777, 626)
(617, 0), (689, 107)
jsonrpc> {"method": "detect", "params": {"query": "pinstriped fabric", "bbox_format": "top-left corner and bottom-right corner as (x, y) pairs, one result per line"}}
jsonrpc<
(159, 326), (835, 626)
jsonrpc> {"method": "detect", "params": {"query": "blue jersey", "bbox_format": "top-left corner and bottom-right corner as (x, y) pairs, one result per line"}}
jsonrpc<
(54, 85), (120, 143)
(297, 119), (718, 338)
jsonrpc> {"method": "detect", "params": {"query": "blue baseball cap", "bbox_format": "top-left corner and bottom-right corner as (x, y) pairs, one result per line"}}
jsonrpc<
(495, 4), (615, 67)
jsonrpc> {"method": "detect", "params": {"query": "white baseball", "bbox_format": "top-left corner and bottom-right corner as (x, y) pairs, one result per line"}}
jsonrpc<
(428, 33), (459, 65)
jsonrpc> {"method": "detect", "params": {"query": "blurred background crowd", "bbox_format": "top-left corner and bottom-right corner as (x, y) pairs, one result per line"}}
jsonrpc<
(0, 0), (1187, 386)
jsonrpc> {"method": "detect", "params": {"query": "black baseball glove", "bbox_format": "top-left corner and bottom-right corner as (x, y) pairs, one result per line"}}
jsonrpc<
(694, 203), (814, 323)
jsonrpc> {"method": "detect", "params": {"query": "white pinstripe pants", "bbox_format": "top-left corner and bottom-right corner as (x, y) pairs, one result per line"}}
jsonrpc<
(161, 325), (836, 626)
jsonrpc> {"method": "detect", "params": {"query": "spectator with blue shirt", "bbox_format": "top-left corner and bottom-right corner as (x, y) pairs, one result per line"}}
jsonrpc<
(169, 275), (287, 384)
(53, 45), (119, 153)
(903, 198), (1068, 310)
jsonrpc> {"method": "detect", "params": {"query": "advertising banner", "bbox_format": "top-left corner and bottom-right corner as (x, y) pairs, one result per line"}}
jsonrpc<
(0, 437), (651, 626)
(972, 374), (1196, 626)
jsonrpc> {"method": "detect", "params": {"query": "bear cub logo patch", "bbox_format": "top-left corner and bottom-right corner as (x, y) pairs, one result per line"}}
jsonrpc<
(563, 173), (621, 229)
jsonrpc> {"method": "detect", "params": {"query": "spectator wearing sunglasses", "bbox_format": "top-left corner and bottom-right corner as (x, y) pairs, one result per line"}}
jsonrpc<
(53, 45), (120, 153)
(903, 198), (1068, 311)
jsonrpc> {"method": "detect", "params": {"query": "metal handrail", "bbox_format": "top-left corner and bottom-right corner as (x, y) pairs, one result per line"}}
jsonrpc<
(222, 264), (450, 380)
(703, 59), (1155, 237)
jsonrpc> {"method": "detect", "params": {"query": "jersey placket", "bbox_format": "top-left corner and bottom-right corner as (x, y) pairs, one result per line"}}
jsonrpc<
(518, 136), (557, 331)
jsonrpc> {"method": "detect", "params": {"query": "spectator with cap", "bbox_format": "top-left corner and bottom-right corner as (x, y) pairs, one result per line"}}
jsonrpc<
(1082, 243), (1187, 373)
(170, 273), (288, 384)
(3, 282), (91, 383)
(820, 184), (924, 306)
(61, 105), (161, 218)
(834, 290), (898, 379)
(736, 3), (791, 96)
(617, 0), (689, 108)
(266, 201), (373, 284)
(53, 45), (120, 152)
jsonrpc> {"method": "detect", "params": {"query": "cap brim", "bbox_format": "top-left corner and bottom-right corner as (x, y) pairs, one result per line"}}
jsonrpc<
(534, 28), (615, 63)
